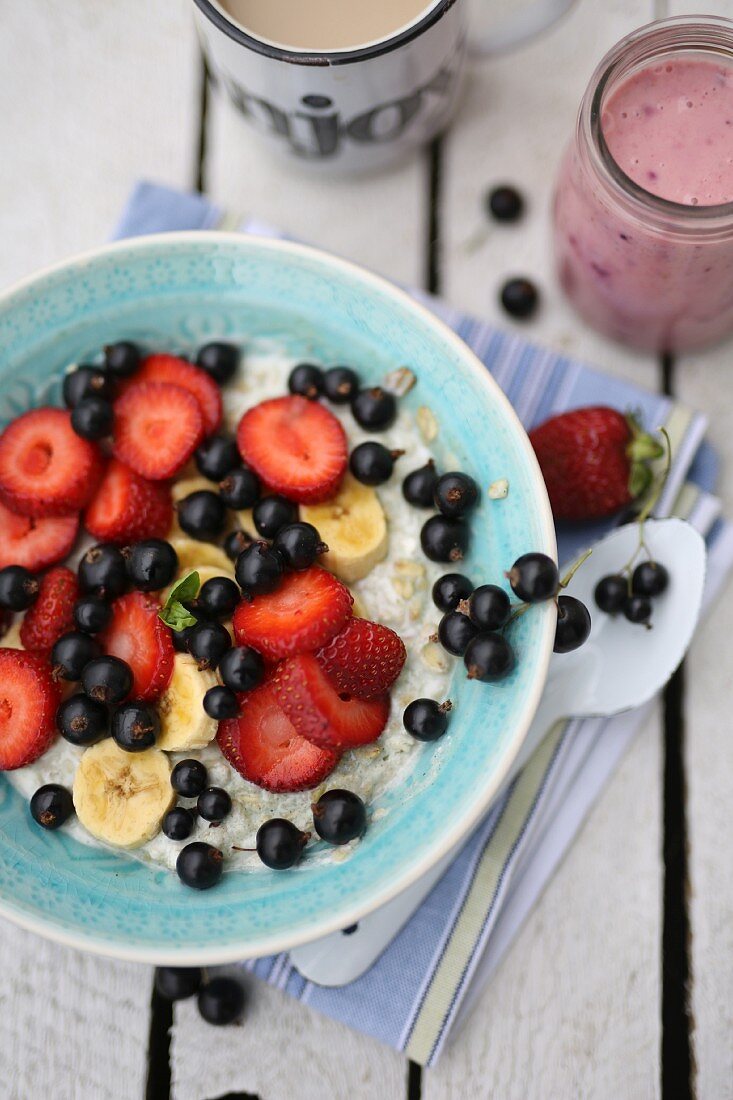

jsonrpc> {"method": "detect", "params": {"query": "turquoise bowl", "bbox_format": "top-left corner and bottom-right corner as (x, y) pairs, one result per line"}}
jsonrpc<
(0, 233), (556, 963)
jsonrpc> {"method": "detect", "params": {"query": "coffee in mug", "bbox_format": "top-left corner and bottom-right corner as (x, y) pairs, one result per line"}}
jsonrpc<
(218, 0), (435, 51)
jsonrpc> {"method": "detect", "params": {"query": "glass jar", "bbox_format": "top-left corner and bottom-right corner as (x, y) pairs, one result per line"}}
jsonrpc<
(553, 16), (733, 354)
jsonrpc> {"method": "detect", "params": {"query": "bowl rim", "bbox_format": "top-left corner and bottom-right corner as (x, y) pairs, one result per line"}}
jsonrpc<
(0, 230), (557, 964)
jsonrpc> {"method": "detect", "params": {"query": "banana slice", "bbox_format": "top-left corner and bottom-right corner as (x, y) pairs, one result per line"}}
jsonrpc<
(169, 537), (235, 579)
(156, 653), (219, 752)
(0, 617), (23, 649)
(171, 476), (218, 503)
(301, 473), (388, 583)
(73, 741), (173, 849)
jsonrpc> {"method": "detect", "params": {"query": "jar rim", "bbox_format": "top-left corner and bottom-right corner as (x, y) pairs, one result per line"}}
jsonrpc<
(581, 14), (733, 233)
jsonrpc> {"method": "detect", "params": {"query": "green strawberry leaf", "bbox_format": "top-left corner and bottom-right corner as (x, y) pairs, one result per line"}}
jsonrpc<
(158, 570), (200, 632)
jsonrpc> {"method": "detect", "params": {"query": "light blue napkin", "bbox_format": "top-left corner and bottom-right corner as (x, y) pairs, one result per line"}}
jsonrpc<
(115, 182), (732, 1065)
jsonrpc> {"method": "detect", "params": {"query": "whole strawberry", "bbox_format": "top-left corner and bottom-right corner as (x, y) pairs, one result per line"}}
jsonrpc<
(529, 407), (663, 521)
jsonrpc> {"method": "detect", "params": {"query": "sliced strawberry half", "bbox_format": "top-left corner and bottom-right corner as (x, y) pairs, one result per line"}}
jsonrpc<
(99, 591), (174, 701)
(217, 679), (339, 793)
(0, 649), (61, 770)
(273, 653), (390, 751)
(0, 500), (79, 571)
(130, 354), (223, 436)
(317, 618), (406, 699)
(233, 566), (353, 661)
(0, 407), (104, 517)
(20, 567), (79, 654)
(113, 381), (204, 481)
(237, 395), (347, 504)
(85, 458), (173, 544)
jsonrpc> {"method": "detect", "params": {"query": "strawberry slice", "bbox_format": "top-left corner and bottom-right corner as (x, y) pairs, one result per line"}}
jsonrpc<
(0, 649), (61, 770)
(0, 407), (104, 517)
(217, 679), (339, 793)
(317, 618), (406, 699)
(237, 396), (347, 504)
(0, 500), (78, 571)
(113, 381), (204, 480)
(233, 566), (353, 661)
(99, 591), (174, 701)
(273, 653), (390, 751)
(131, 354), (223, 436)
(20, 567), (79, 653)
(85, 458), (173, 544)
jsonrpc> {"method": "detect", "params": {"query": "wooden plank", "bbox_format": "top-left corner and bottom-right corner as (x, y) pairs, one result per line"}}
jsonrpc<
(424, 714), (663, 1100)
(170, 977), (407, 1100)
(0, 0), (201, 290)
(204, 73), (428, 286)
(0, 2), (199, 1096)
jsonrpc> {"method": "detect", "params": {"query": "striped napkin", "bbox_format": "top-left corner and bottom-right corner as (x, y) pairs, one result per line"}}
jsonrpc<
(116, 182), (733, 1068)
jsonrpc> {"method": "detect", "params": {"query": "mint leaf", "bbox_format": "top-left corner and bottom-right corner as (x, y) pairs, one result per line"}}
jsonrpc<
(158, 570), (200, 632)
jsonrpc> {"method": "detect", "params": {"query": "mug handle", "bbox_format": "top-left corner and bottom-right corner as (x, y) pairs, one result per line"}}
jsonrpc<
(468, 0), (577, 57)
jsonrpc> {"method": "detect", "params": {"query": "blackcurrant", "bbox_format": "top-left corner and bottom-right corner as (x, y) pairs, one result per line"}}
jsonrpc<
(73, 595), (112, 634)
(594, 574), (628, 615)
(507, 553), (558, 602)
(198, 576), (241, 619)
(203, 685), (240, 720)
(632, 561), (669, 598)
(171, 622), (197, 653)
(486, 184), (524, 222)
(402, 461), (439, 507)
(349, 442), (401, 486)
(197, 977), (245, 1025)
(177, 491), (227, 541)
(433, 471), (479, 518)
(176, 842), (224, 889)
(624, 594), (652, 626)
(464, 633), (515, 682)
(197, 787), (232, 823)
(467, 585), (511, 631)
(403, 698), (451, 742)
(56, 693), (108, 746)
(63, 365), (114, 407)
(235, 542), (283, 596)
(78, 544), (127, 598)
(163, 807), (196, 841)
(126, 539), (178, 592)
(195, 342), (239, 385)
(500, 277), (539, 320)
(223, 529), (252, 561)
(218, 646), (264, 693)
(195, 434), (241, 481)
(288, 362), (324, 400)
(323, 366), (360, 405)
(70, 396), (113, 440)
(219, 466), (261, 511)
(272, 522), (325, 571)
(81, 655), (133, 705)
(187, 620), (232, 670)
(30, 784), (74, 830)
(154, 966), (202, 1000)
(432, 573), (474, 613)
(51, 632), (101, 681)
(0, 566), (38, 610)
(253, 495), (298, 539)
(256, 818), (309, 869)
(351, 387), (397, 431)
(554, 595), (592, 653)
(312, 789), (366, 845)
(420, 516), (469, 563)
(171, 758), (208, 798)
(104, 341), (140, 377)
(438, 611), (478, 656)
(112, 702), (160, 752)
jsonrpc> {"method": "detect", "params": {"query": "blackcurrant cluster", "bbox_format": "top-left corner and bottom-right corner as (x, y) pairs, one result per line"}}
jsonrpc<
(162, 758), (233, 851)
(287, 362), (398, 432)
(595, 559), (669, 628)
(402, 459), (479, 565)
(154, 966), (245, 1027)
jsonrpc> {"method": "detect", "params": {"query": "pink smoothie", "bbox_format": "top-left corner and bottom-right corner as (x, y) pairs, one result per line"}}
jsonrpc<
(602, 59), (733, 206)
(554, 52), (733, 353)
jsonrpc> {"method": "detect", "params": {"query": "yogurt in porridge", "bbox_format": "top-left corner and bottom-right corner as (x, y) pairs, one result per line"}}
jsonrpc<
(5, 345), (454, 872)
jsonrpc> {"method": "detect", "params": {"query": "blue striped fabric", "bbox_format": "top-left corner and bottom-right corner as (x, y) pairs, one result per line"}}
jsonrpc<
(114, 182), (731, 1064)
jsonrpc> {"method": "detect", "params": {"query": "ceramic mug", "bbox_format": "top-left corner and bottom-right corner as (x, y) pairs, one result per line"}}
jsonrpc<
(192, 0), (576, 173)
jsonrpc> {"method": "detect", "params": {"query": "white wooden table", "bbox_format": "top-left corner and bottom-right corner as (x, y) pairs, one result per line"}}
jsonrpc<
(1, 2), (731, 1098)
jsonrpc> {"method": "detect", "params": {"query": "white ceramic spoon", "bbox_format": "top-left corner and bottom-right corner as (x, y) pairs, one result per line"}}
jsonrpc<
(291, 517), (707, 986)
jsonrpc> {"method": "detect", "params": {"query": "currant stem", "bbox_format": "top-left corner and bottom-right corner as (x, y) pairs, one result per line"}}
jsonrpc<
(559, 548), (593, 589)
